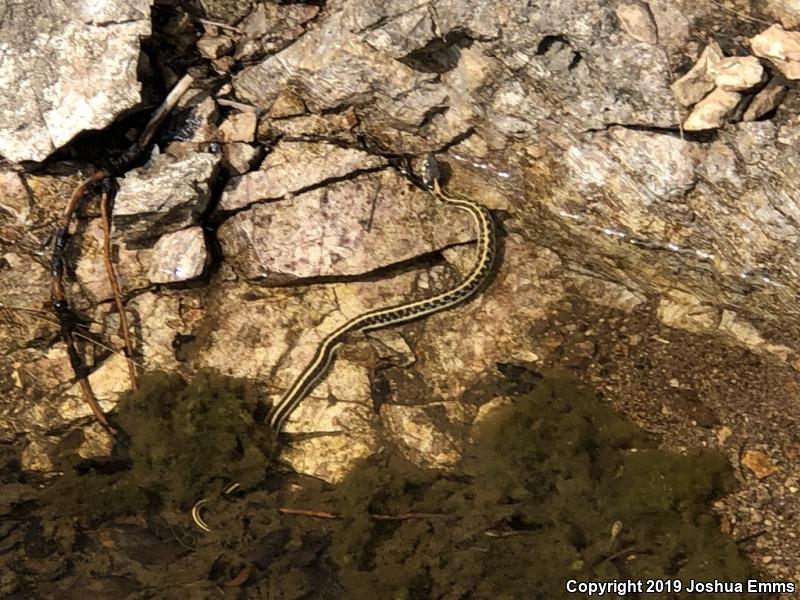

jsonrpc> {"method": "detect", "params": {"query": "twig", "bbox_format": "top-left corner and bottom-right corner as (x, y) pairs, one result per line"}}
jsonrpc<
(278, 507), (340, 519)
(277, 507), (447, 521)
(139, 74), (194, 148)
(195, 16), (244, 34)
(99, 186), (139, 389)
(706, 0), (772, 25)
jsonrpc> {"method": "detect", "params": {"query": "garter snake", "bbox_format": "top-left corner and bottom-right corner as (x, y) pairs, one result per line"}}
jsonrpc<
(191, 156), (497, 531)
(268, 155), (497, 432)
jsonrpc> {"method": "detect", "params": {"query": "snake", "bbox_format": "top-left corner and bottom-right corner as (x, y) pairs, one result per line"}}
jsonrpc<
(267, 155), (497, 432)
(191, 156), (497, 531)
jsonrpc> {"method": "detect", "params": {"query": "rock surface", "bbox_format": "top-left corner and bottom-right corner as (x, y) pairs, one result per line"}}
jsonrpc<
(0, 0), (152, 162)
(2, 0), (800, 585)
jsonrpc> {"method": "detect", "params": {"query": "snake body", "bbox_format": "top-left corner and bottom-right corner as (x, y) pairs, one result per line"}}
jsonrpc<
(268, 157), (497, 432)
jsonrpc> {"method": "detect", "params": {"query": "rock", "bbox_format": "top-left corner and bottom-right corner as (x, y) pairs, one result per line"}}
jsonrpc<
(146, 227), (208, 284)
(751, 24), (800, 80)
(710, 56), (764, 91)
(281, 433), (379, 484)
(20, 437), (55, 472)
(616, 2), (658, 44)
(221, 143), (260, 175)
(59, 354), (132, 423)
(382, 402), (473, 468)
(0, 0), (151, 163)
(219, 141), (384, 211)
(197, 35), (234, 59)
(113, 152), (220, 246)
(217, 110), (257, 143)
(683, 88), (741, 131)
(74, 219), (151, 302)
(742, 449), (782, 479)
(268, 89), (307, 119)
(670, 42), (724, 107)
(743, 84), (787, 121)
(218, 170), (473, 281)
(761, 0), (800, 28)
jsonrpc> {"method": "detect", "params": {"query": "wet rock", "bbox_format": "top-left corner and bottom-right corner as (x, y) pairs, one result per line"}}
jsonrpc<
(615, 2), (658, 44)
(743, 84), (787, 121)
(112, 152), (220, 245)
(670, 42), (724, 107)
(751, 24), (800, 80)
(146, 227), (208, 284)
(683, 88), (741, 131)
(218, 170), (472, 280)
(219, 141), (384, 212)
(0, 0), (151, 163)
(710, 56), (764, 92)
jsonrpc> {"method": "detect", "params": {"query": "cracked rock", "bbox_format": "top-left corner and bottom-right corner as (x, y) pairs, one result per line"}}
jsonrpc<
(218, 170), (473, 280)
(112, 152), (220, 245)
(219, 141), (384, 211)
(147, 227), (208, 284)
(0, 0), (151, 163)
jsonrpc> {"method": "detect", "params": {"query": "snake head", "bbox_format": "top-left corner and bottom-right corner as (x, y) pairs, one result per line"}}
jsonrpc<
(422, 154), (441, 190)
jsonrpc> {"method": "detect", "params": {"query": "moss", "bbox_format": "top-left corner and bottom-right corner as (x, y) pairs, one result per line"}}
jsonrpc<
(39, 370), (276, 523)
(116, 370), (277, 509)
(289, 373), (766, 600)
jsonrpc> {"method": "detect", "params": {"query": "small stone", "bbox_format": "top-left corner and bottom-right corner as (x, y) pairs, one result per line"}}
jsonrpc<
(217, 110), (257, 143)
(717, 425), (733, 445)
(197, 35), (234, 59)
(147, 227), (208, 284)
(709, 56), (764, 91)
(671, 42), (725, 106)
(743, 84), (787, 121)
(222, 142), (260, 175)
(616, 2), (658, 44)
(683, 88), (741, 131)
(669, 378), (680, 387)
(751, 24), (800, 80)
(741, 449), (782, 479)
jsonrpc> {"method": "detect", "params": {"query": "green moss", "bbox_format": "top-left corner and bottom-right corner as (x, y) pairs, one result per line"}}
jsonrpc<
(287, 373), (764, 600)
(116, 370), (277, 509)
(39, 370), (276, 523)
